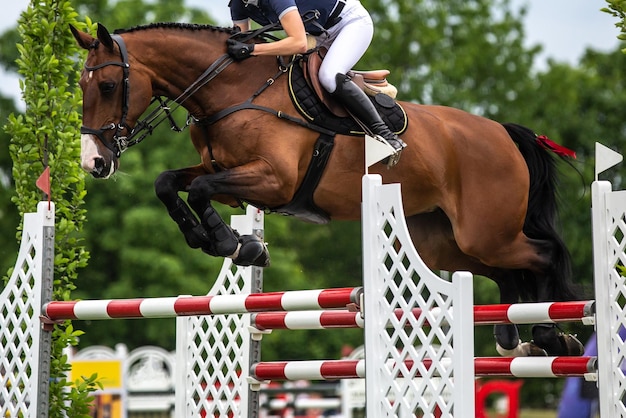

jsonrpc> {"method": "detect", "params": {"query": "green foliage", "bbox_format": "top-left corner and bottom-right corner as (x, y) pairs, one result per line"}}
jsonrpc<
(603, 0), (626, 48)
(0, 28), (21, 73)
(3, 1), (91, 415)
(73, 0), (212, 30)
(0, 95), (20, 273)
(363, 0), (538, 117)
(48, 325), (102, 418)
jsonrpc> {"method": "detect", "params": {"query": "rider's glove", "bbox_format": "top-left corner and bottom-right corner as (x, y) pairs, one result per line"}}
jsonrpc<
(227, 39), (255, 60)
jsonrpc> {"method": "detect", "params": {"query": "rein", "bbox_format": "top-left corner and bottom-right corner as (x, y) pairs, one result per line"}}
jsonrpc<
(127, 53), (235, 149)
(82, 20), (333, 157)
(196, 54), (335, 137)
(81, 33), (235, 157)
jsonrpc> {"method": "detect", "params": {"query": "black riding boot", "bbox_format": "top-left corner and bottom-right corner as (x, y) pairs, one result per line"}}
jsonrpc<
(333, 73), (407, 156)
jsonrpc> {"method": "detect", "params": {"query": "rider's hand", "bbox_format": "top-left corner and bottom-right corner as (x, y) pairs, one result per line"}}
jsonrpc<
(227, 39), (255, 60)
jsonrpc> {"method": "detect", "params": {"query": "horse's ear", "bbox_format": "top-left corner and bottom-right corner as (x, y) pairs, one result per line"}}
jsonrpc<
(96, 23), (115, 51)
(70, 24), (96, 50)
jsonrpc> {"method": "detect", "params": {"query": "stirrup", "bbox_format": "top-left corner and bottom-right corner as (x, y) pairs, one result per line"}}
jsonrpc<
(376, 135), (407, 168)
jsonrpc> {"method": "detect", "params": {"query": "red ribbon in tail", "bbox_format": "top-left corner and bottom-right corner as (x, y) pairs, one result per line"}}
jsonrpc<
(536, 135), (577, 159)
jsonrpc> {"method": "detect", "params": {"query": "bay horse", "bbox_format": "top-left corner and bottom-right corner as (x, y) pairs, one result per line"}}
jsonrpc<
(70, 22), (582, 357)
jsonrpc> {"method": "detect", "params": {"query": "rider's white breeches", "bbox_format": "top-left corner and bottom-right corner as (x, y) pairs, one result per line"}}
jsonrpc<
(316, 0), (374, 93)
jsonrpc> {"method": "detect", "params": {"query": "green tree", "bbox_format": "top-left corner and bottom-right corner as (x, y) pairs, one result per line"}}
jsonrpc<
(0, 96), (20, 272)
(3, 1), (94, 415)
(364, 0), (538, 115)
(604, 0), (626, 47)
(0, 27), (22, 273)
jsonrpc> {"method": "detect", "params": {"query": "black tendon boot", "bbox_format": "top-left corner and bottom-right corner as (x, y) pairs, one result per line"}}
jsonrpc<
(333, 73), (407, 166)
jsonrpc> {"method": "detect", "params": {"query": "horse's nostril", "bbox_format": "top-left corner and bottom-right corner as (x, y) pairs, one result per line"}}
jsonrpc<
(93, 157), (105, 174)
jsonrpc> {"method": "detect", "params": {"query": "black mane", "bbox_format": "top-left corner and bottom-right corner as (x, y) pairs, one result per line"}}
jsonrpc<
(114, 22), (237, 35)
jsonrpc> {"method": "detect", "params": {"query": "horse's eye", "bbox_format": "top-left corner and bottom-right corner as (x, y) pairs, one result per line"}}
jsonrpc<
(99, 81), (116, 94)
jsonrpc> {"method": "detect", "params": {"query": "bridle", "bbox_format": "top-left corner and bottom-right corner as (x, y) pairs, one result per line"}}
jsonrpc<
(80, 33), (236, 158)
(80, 20), (309, 158)
(80, 34), (132, 158)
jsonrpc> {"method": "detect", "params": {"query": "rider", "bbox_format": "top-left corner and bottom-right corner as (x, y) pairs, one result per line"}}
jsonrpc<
(226, 0), (407, 156)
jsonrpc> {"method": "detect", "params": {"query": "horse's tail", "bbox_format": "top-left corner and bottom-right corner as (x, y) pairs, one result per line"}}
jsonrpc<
(502, 122), (579, 302)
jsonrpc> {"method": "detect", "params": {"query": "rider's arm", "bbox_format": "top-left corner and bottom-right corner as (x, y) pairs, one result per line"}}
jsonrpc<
(233, 20), (250, 32)
(249, 9), (308, 56)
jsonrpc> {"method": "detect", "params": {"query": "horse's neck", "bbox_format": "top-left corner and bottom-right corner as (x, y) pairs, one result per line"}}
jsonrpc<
(130, 32), (286, 116)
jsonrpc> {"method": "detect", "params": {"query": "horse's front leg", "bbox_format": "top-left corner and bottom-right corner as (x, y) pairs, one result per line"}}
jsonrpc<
(186, 165), (272, 268)
(154, 165), (218, 255)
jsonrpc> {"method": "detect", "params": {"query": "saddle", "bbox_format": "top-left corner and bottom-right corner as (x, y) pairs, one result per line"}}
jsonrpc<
(272, 49), (408, 225)
(288, 49), (408, 136)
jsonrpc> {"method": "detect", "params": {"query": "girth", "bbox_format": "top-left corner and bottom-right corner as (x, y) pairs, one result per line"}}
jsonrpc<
(271, 133), (335, 224)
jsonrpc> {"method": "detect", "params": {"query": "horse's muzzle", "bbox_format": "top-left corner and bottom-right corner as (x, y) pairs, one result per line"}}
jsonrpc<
(91, 157), (109, 178)
(81, 133), (117, 178)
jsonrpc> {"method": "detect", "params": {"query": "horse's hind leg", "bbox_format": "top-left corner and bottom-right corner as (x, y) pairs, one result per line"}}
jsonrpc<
(491, 272), (555, 356)
(405, 212), (578, 357)
(405, 213), (529, 355)
(454, 227), (584, 355)
(473, 245), (584, 356)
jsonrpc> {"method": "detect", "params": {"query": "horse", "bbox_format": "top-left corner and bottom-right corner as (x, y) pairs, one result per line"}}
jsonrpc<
(69, 22), (582, 357)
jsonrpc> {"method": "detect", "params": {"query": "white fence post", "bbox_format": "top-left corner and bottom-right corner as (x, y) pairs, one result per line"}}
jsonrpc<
(592, 180), (626, 417)
(362, 174), (474, 417)
(0, 202), (55, 417)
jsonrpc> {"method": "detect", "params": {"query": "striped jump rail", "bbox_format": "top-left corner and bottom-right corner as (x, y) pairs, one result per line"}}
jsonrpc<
(250, 356), (597, 381)
(250, 300), (596, 331)
(261, 398), (341, 411)
(42, 287), (362, 321)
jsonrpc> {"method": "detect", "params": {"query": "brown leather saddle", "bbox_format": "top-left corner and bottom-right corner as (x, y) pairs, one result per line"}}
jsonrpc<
(270, 50), (407, 224)
(288, 50), (408, 137)
(302, 48), (398, 118)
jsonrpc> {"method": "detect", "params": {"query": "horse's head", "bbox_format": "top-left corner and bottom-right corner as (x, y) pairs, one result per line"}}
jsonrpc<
(71, 23), (153, 178)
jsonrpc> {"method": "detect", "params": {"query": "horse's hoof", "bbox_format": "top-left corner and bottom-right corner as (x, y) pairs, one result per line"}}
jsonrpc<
(496, 343), (520, 357)
(524, 342), (549, 357)
(496, 341), (547, 357)
(232, 234), (270, 267)
(559, 333), (584, 356)
(531, 324), (584, 356)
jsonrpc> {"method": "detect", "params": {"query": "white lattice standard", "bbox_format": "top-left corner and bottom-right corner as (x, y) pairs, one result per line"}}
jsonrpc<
(175, 205), (264, 417)
(593, 181), (626, 417)
(361, 175), (474, 417)
(0, 202), (55, 417)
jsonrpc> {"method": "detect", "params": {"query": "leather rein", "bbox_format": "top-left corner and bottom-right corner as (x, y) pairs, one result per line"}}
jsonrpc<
(81, 33), (236, 158)
(81, 16), (332, 158)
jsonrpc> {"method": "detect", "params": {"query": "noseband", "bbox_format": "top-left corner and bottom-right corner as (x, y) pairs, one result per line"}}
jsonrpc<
(81, 34), (132, 158)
